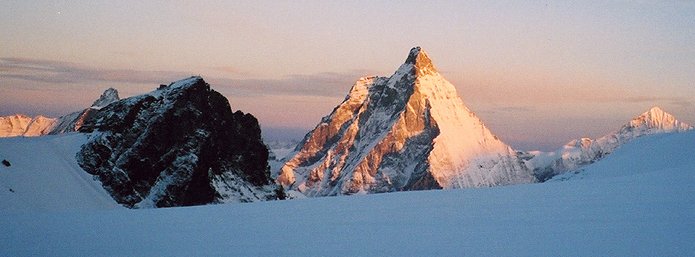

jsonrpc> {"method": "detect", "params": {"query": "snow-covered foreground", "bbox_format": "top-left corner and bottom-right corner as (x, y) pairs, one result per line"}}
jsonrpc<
(2, 132), (694, 256)
(0, 134), (120, 211)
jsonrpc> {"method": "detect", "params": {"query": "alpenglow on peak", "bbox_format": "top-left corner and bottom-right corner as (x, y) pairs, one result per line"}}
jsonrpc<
(277, 47), (534, 196)
(404, 46), (437, 76)
(626, 106), (693, 132)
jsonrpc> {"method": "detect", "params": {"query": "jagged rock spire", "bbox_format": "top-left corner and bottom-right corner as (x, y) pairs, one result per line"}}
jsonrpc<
(404, 46), (437, 76)
(277, 47), (533, 196)
(91, 88), (120, 109)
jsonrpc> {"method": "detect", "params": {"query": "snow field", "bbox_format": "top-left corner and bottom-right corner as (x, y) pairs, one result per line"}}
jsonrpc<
(1, 132), (693, 256)
(0, 134), (120, 211)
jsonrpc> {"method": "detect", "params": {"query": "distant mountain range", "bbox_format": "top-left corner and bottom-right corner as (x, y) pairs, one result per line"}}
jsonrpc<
(525, 106), (692, 181)
(0, 88), (120, 137)
(276, 47), (693, 196)
(1, 77), (280, 208)
(0, 47), (691, 209)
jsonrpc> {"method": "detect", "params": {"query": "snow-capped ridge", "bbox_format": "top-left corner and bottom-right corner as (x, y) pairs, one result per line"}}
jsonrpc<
(163, 76), (204, 91)
(621, 106), (692, 134)
(77, 76), (277, 207)
(90, 88), (120, 109)
(527, 106), (693, 181)
(403, 46), (437, 76)
(1, 88), (125, 137)
(278, 47), (533, 196)
(0, 114), (57, 137)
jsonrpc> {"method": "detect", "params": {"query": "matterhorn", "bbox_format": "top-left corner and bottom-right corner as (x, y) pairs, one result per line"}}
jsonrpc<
(277, 47), (535, 196)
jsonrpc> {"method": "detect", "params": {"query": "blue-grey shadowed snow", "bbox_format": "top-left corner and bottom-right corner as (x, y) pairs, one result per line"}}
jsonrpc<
(1, 132), (694, 256)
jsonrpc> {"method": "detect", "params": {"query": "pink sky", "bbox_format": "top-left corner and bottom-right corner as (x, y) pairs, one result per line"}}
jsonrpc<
(1, 1), (694, 150)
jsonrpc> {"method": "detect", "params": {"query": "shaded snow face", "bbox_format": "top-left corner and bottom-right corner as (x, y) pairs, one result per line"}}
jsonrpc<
(0, 134), (121, 211)
(277, 47), (533, 196)
(3, 131), (694, 256)
(77, 76), (277, 208)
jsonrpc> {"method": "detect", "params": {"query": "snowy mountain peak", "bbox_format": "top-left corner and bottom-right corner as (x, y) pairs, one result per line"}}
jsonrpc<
(527, 106), (693, 181)
(277, 47), (533, 196)
(403, 46), (437, 76)
(90, 88), (120, 109)
(166, 76), (204, 90)
(624, 106), (692, 133)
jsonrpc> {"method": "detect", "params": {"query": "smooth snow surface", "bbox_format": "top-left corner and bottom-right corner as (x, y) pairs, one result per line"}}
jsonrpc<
(2, 132), (693, 256)
(0, 134), (120, 211)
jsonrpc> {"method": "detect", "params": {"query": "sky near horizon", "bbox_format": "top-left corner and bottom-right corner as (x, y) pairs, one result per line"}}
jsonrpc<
(1, 1), (694, 150)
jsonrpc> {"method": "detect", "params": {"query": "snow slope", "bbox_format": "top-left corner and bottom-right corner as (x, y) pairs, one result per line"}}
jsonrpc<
(551, 130), (695, 181)
(0, 134), (120, 211)
(2, 131), (692, 256)
(527, 106), (692, 180)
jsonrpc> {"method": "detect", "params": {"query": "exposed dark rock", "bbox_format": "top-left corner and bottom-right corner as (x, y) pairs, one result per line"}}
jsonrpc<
(2, 159), (10, 167)
(77, 76), (276, 208)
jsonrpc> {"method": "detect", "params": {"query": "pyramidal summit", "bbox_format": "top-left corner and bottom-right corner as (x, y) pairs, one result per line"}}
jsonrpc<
(277, 47), (535, 196)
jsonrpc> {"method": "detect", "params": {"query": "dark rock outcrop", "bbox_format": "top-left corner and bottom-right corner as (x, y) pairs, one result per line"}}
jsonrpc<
(77, 76), (276, 208)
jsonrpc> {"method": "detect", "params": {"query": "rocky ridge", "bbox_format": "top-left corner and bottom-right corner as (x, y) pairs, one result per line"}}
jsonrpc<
(76, 77), (277, 208)
(277, 47), (534, 196)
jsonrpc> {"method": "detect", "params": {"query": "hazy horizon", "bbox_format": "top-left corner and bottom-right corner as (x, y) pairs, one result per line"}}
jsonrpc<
(2, 1), (694, 151)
